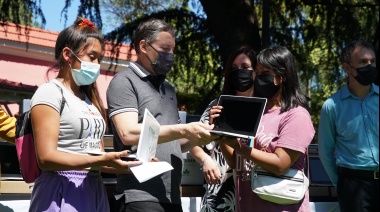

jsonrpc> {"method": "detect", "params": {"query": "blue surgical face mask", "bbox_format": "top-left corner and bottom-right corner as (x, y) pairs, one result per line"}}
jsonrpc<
(70, 50), (100, 86)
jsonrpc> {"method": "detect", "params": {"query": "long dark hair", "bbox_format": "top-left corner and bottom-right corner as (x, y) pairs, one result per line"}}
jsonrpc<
(221, 46), (257, 95)
(47, 17), (107, 122)
(257, 46), (308, 112)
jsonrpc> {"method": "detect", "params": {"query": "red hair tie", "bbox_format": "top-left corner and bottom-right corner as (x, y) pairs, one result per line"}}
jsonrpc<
(78, 19), (95, 29)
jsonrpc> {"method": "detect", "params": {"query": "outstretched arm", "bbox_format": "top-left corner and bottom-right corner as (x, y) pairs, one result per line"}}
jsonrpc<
(0, 108), (16, 143)
(112, 111), (219, 146)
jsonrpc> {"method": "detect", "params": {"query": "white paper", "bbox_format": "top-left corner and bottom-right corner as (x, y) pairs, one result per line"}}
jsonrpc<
(130, 161), (174, 183)
(136, 108), (160, 162)
(130, 108), (174, 183)
(178, 111), (187, 124)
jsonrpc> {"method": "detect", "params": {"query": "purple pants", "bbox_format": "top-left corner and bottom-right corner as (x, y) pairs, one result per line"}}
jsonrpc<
(29, 171), (110, 212)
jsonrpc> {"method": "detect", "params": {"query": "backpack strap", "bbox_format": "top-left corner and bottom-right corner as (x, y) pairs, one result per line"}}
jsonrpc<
(50, 82), (66, 114)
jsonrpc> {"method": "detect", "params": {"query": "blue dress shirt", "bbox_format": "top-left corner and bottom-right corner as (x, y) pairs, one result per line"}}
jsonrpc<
(318, 84), (379, 187)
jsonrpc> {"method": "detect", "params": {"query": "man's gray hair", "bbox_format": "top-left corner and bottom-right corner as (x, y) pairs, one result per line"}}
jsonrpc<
(133, 19), (176, 54)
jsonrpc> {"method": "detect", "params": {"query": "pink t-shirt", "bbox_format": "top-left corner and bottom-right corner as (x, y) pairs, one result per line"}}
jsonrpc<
(235, 106), (315, 212)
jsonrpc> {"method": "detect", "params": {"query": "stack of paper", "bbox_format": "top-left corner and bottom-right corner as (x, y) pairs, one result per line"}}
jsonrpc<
(130, 108), (173, 183)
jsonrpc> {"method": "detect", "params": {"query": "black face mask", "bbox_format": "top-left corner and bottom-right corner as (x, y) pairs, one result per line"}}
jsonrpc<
(146, 43), (175, 76)
(254, 75), (280, 99)
(229, 69), (254, 92)
(353, 64), (377, 86)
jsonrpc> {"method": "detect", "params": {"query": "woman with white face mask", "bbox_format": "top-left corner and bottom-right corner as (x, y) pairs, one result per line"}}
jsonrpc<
(29, 17), (142, 212)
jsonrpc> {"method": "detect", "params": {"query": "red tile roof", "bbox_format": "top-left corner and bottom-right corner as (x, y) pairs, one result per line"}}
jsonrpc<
(0, 22), (136, 61)
(0, 78), (38, 92)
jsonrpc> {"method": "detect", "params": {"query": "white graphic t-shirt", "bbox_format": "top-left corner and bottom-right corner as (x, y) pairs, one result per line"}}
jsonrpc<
(30, 79), (106, 155)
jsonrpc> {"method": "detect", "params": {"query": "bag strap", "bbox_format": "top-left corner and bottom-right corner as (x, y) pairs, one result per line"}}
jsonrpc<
(305, 147), (310, 178)
(17, 82), (66, 136)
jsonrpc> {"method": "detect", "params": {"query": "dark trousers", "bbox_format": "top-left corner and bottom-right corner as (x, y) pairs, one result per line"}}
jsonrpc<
(115, 200), (183, 212)
(337, 167), (379, 212)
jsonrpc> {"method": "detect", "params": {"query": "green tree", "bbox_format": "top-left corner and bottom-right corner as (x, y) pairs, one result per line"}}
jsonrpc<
(98, 0), (224, 112)
(0, 0), (45, 27)
(254, 0), (379, 140)
(100, 0), (184, 28)
(1, 0), (378, 135)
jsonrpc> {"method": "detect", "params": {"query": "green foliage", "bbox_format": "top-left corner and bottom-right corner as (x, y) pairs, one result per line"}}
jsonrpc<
(100, 0), (185, 25)
(1, 0), (378, 135)
(253, 0), (379, 140)
(104, 7), (222, 114)
(0, 0), (45, 27)
(166, 10), (222, 114)
(61, 0), (103, 29)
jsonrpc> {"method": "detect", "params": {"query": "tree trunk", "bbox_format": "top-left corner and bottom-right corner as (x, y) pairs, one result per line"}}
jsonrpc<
(199, 0), (262, 67)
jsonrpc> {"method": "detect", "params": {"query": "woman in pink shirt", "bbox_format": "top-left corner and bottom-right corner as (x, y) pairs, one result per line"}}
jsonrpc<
(216, 46), (315, 212)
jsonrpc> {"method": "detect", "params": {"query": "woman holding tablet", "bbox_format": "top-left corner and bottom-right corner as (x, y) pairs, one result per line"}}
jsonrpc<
(190, 46), (257, 212)
(217, 46), (315, 212)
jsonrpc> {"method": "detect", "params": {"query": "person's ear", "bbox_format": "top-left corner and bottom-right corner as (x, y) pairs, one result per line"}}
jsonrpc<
(281, 76), (286, 83)
(275, 75), (285, 86)
(140, 40), (147, 54)
(251, 70), (256, 80)
(62, 47), (72, 63)
(342, 62), (351, 74)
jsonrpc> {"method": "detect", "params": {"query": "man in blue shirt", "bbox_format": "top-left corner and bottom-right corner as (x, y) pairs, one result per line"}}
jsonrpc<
(318, 40), (379, 212)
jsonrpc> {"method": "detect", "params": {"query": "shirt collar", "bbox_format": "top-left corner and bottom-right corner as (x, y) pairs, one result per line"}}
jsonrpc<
(129, 61), (166, 89)
(128, 62), (151, 78)
(341, 83), (379, 99)
(373, 84), (379, 94)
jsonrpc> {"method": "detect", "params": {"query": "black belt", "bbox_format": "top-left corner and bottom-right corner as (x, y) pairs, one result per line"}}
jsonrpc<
(338, 166), (379, 180)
